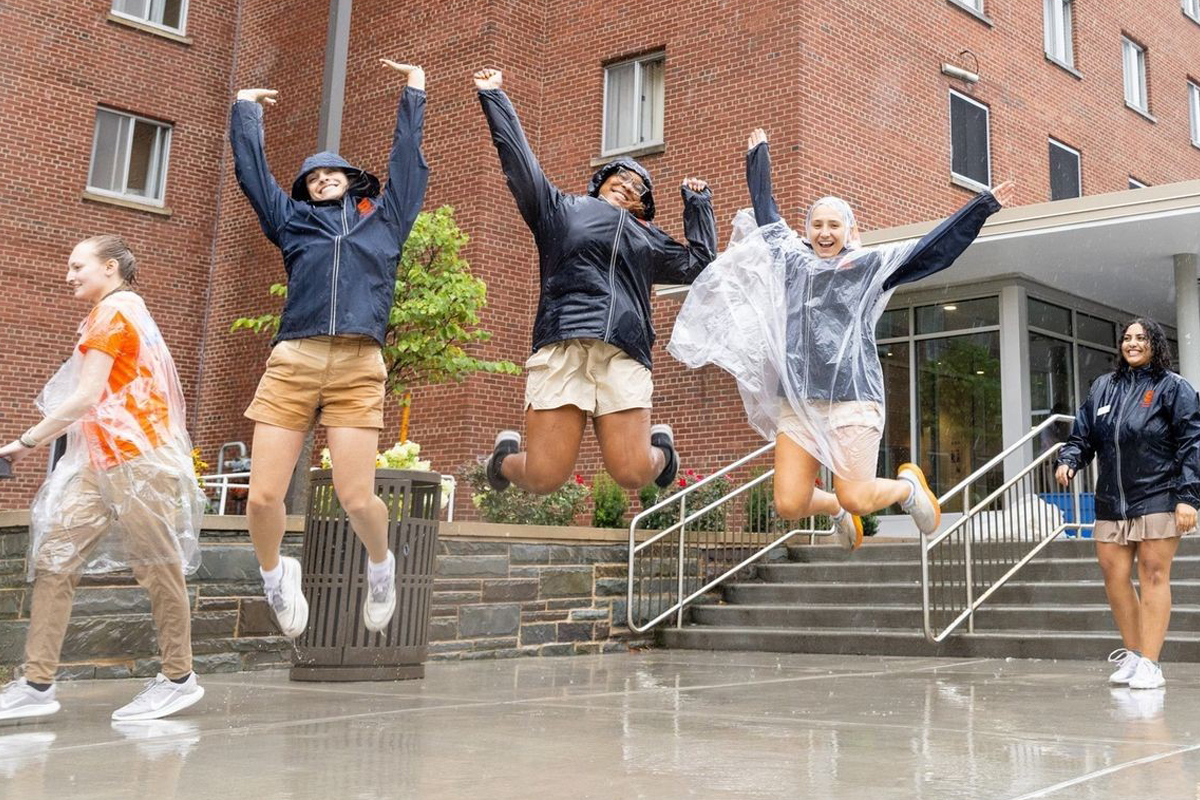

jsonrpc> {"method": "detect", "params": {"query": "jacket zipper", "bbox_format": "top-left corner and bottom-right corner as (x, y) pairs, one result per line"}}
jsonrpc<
(602, 209), (627, 343)
(1112, 377), (1128, 516)
(329, 197), (349, 335)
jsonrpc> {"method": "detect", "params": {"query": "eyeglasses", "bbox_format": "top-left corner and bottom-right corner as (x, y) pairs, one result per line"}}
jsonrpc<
(613, 168), (649, 198)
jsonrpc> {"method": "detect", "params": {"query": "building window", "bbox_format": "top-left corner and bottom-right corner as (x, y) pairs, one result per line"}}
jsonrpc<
(87, 108), (172, 205)
(1128, 176), (1148, 189)
(1122, 37), (1148, 112)
(1190, 81), (1200, 145)
(111, 0), (187, 33)
(949, 90), (991, 189)
(1043, 0), (1074, 68)
(1185, 0), (1200, 23)
(1048, 139), (1081, 200)
(602, 54), (664, 155)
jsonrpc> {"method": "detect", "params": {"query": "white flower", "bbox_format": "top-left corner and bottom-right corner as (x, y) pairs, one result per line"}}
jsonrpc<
(320, 447), (333, 469)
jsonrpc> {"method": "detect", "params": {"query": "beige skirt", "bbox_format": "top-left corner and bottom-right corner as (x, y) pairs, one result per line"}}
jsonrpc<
(1093, 512), (1186, 545)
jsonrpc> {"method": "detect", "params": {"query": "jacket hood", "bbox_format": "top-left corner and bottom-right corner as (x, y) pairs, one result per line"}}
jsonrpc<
(290, 151), (381, 201)
(588, 157), (656, 221)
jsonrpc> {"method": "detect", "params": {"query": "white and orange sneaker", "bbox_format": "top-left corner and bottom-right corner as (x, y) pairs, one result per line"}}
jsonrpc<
(898, 463), (941, 536)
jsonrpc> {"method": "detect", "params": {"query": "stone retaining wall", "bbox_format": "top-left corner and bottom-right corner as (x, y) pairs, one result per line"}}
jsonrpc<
(0, 515), (646, 680)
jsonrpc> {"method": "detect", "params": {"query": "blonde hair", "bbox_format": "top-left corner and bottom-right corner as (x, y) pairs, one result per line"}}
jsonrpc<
(81, 234), (138, 285)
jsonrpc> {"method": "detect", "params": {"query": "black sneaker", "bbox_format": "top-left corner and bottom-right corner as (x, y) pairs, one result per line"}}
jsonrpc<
(650, 424), (678, 489)
(485, 431), (520, 491)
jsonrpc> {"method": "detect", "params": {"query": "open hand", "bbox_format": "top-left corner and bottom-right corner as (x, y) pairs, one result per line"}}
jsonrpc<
(747, 128), (767, 152)
(0, 440), (33, 465)
(473, 68), (502, 90)
(682, 178), (708, 193)
(236, 88), (278, 106)
(991, 180), (1016, 207)
(1054, 464), (1075, 487)
(381, 60), (425, 91)
(1177, 503), (1198, 532)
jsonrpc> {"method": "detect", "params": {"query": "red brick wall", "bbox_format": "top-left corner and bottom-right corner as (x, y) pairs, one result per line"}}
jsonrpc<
(4, 0), (1199, 517)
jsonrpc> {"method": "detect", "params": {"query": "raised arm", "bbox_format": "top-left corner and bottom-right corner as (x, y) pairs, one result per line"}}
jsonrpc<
(655, 180), (718, 285)
(746, 129), (782, 226)
(229, 89), (294, 246)
(474, 69), (561, 238)
(881, 181), (1014, 291)
(377, 61), (430, 238)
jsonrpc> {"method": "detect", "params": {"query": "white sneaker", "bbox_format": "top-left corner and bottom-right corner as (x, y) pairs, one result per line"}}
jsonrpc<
(266, 555), (309, 639)
(832, 510), (863, 551)
(1127, 657), (1166, 690)
(1107, 648), (1141, 684)
(111, 673), (205, 721)
(898, 463), (941, 536)
(0, 679), (60, 721)
(363, 551), (397, 633)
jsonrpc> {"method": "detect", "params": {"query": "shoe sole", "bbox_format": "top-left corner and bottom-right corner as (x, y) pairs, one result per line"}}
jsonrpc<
(111, 686), (205, 722)
(276, 557), (310, 639)
(363, 592), (397, 633)
(0, 701), (60, 721)
(487, 431), (520, 492)
(898, 463), (941, 534)
(1129, 681), (1166, 690)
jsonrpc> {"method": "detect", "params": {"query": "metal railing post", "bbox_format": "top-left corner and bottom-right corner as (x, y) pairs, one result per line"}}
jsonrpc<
(963, 485), (974, 633)
(676, 495), (687, 629)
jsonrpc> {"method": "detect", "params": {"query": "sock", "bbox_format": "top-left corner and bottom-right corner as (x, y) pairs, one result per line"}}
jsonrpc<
(169, 672), (192, 685)
(26, 681), (52, 692)
(368, 552), (394, 585)
(900, 479), (916, 509)
(260, 562), (283, 591)
(833, 508), (847, 522)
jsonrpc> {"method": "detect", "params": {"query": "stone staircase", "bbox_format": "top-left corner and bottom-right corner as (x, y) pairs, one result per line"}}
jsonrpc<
(661, 536), (1200, 662)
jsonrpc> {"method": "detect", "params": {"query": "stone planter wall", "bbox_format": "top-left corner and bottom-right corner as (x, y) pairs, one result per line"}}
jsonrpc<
(0, 514), (648, 679)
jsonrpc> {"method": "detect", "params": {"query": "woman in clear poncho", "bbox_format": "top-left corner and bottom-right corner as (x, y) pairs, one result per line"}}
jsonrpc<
(0, 236), (206, 723)
(670, 129), (1014, 545)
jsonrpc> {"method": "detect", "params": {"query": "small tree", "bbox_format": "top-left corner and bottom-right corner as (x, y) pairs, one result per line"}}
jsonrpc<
(232, 205), (519, 437)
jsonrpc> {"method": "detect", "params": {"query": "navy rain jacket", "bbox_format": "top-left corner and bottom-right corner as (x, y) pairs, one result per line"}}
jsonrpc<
(747, 141), (1002, 401)
(230, 87), (429, 345)
(478, 89), (718, 370)
(1058, 367), (1200, 520)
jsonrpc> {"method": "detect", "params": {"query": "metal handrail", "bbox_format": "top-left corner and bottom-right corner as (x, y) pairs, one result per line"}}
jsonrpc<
(626, 442), (833, 633)
(199, 469), (458, 520)
(920, 413), (1090, 642)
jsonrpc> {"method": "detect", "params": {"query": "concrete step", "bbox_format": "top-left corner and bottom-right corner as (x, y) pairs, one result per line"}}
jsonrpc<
(688, 603), (1200, 632)
(756, 555), (1200, 584)
(725, 579), (1200, 606)
(787, 536), (1200, 562)
(661, 625), (1200, 662)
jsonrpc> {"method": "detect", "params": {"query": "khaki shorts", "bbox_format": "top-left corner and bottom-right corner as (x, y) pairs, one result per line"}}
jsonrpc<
(1093, 513), (1187, 545)
(245, 336), (386, 430)
(524, 339), (653, 416)
(777, 399), (884, 482)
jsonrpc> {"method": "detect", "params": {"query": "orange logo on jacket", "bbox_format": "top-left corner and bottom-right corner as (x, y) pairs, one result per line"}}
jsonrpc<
(357, 197), (376, 217)
(1142, 389), (1154, 407)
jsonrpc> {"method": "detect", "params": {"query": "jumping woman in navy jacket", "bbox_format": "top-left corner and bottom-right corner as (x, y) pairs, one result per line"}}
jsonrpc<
(229, 61), (428, 640)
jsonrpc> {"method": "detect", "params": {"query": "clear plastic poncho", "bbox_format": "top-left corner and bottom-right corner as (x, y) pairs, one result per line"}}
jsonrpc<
(668, 206), (921, 480)
(28, 292), (204, 577)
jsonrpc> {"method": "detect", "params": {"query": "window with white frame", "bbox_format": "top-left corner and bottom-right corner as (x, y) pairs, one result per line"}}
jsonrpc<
(1043, 0), (1073, 67)
(954, 0), (984, 12)
(1122, 37), (1148, 112)
(602, 54), (664, 155)
(87, 108), (172, 205)
(1048, 139), (1081, 200)
(949, 90), (991, 188)
(1185, 0), (1200, 23)
(1190, 81), (1200, 145)
(1128, 176), (1148, 189)
(111, 0), (187, 33)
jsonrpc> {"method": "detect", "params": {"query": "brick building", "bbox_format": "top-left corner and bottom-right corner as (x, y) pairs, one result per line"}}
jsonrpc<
(3, 0), (1200, 521)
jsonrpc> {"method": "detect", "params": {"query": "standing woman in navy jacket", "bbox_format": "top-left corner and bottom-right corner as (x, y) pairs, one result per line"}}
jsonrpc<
(473, 68), (718, 496)
(1057, 318), (1200, 689)
(229, 61), (428, 640)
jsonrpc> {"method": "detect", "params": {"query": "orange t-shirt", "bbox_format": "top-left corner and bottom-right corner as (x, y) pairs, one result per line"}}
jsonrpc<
(77, 308), (169, 469)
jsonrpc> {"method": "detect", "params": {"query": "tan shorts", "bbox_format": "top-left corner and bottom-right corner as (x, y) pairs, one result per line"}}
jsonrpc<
(524, 339), (653, 416)
(1093, 513), (1186, 545)
(777, 399), (884, 482)
(245, 335), (386, 430)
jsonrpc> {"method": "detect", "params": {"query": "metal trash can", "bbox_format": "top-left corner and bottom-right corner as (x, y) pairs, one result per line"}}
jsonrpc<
(291, 468), (441, 681)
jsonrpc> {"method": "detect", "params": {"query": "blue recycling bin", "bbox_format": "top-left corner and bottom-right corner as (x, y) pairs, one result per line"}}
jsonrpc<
(1040, 492), (1095, 536)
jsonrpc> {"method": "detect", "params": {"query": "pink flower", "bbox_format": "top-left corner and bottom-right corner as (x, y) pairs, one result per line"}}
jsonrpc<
(574, 474), (585, 485)
(678, 478), (687, 488)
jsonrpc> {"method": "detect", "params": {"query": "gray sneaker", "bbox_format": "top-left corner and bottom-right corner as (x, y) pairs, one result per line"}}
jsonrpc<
(266, 556), (309, 639)
(0, 679), (59, 721)
(832, 511), (863, 551)
(1108, 648), (1141, 684)
(111, 673), (204, 722)
(898, 463), (941, 536)
(363, 551), (397, 633)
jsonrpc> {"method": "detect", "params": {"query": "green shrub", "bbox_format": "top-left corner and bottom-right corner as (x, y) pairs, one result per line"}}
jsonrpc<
(462, 461), (590, 526)
(636, 470), (733, 532)
(591, 472), (628, 528)
(862, 513), (879, 537)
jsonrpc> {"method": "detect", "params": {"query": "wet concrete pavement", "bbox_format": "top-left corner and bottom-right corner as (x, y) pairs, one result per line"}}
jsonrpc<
(0, 651), (1196, 799)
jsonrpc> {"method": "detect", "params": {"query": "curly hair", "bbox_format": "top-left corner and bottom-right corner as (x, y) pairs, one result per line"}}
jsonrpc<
(1114, 317), (1173, 376)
